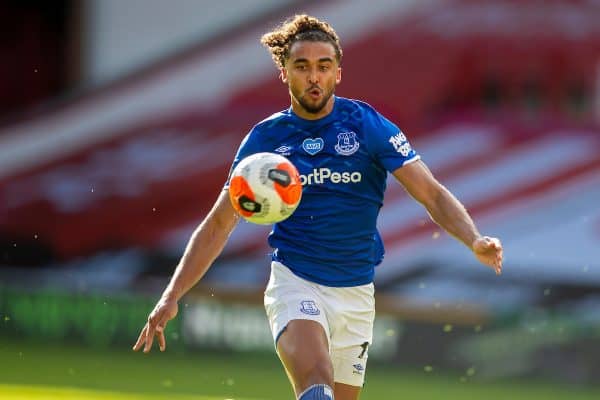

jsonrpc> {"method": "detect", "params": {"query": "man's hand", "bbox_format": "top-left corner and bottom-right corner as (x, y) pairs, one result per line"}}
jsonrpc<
(133, 296), (178, 353)
(472, 236), (503, 275)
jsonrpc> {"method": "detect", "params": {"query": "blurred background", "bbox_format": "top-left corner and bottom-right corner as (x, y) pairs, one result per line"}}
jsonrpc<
(0, 0), (599, 399)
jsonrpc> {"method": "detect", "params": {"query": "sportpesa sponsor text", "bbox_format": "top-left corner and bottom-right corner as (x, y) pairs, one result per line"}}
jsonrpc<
(299, 167), (362, 185)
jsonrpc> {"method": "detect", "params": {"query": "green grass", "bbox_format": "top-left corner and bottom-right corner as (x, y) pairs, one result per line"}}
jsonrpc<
(0, 338), (599, 400)
(0, 384), (244, 400)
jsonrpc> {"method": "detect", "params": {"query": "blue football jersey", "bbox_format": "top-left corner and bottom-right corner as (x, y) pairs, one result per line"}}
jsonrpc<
(225, 96), (419, 287)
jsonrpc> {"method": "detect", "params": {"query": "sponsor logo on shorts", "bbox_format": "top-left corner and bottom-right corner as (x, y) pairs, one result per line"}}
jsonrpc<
(352, 363), (365, 375)
(300, 300), (320, 315)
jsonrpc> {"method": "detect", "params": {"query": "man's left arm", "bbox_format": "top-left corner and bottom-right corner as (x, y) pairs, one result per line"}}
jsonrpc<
(392, 160), (503, 275)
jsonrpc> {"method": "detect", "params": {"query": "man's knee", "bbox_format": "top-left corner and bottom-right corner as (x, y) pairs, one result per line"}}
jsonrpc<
(300, 357), (334, 386)
(278, 338), (334, 386)
(277, 320), (334, 389)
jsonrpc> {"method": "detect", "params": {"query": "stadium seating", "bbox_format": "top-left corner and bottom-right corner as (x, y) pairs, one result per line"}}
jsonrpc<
(0, 0), (598, 296)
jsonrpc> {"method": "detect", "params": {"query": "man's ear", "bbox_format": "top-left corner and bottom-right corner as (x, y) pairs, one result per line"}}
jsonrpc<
(336, 67), (342, 85)
(280, 68), (287, 83)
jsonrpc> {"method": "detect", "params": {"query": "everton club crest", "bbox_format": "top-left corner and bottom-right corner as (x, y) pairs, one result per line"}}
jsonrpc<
(335, 131), (360, 155)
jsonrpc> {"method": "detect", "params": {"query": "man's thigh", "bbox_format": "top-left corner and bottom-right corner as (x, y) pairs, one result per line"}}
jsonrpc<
(334, 382), (361, 400)
(264, 262), (331, 345)
(326, 283), (375, 388)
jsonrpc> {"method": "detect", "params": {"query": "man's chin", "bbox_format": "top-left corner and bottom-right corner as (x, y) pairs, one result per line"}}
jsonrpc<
(304, 106), (325, 114)
(300, 99), (327, 114)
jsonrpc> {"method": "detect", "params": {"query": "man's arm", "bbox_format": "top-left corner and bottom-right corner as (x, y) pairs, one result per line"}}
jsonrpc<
(392, 160), (503, 275)
(133, 190), (240, 353)
(162, 189), (240, 301)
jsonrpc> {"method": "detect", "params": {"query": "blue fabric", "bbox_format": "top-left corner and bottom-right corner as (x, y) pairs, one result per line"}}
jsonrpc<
(225, 96), (419, 287)
(298, 384), (334, 399)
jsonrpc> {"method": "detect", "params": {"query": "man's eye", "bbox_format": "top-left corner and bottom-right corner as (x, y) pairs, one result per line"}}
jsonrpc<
(319, 66), (329, 71)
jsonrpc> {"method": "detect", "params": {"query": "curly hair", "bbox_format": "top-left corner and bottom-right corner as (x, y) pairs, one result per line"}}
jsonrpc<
(260, 14), (342, 69)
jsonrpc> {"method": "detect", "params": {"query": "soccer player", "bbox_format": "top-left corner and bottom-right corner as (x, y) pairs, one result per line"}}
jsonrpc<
(133, 14), (503, 400)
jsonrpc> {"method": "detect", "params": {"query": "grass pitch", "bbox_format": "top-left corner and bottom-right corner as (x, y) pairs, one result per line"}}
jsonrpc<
(0, 384), (246, 400)
(0, 338), (598, 400)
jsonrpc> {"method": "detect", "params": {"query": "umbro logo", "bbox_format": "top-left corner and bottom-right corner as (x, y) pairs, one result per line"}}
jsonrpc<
(274, 145), (292, 156)
(352, 363), (364, 375)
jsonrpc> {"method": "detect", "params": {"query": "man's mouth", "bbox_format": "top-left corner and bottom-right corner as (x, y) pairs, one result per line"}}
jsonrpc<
(307, 88), (322, 98)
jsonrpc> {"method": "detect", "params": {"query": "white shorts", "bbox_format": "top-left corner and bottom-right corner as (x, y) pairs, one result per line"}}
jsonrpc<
(264, 261), (375, 387)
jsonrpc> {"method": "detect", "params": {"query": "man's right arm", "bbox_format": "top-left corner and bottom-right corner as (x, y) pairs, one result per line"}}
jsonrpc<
(162, 189), (240, 302)
(133, 189), (240, 353)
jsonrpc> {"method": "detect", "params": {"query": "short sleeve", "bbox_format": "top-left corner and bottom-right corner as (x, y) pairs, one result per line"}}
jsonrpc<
(223, 128), (263, 189)
(363, 106), (420, 172)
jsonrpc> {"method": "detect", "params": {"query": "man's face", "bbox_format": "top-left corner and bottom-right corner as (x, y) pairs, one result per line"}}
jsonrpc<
(281, 40), (341, 119)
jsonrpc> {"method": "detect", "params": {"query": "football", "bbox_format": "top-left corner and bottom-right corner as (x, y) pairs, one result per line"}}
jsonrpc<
(228, 152), (302, 225)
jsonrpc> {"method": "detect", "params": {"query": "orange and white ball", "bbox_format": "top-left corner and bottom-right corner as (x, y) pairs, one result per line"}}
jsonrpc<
(228, 152), (302, 225)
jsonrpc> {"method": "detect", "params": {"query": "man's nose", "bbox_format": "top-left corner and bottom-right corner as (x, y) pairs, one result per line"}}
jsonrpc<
(308, 68), (319, 84)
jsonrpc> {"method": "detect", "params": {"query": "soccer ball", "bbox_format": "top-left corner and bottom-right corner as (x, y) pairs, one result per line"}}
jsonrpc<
(228, 152), (302, 225)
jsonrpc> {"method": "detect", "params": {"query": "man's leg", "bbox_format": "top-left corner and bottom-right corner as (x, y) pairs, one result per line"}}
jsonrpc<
(333, 382), (361, 400)
(277, 319), (334, 398)
(327, 343), (369, 400)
